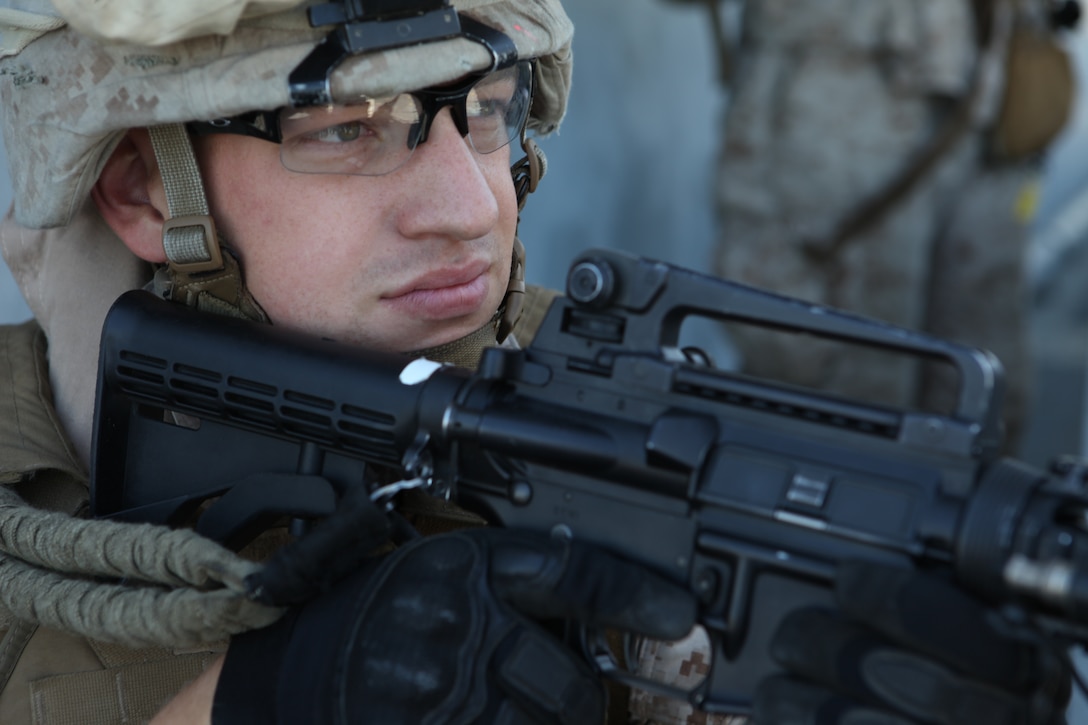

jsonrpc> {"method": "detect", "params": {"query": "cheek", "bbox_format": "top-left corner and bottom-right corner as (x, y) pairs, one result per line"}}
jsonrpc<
(199, 142), (362, 274)
(199, 144), (287, 243)
(195, 144), (348, 322)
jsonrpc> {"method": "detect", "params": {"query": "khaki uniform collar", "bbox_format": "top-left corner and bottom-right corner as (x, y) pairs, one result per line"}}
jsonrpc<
(0, 321), (85, 486)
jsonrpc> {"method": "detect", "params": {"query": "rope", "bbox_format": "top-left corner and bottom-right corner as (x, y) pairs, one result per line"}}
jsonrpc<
(0, 486), (283, 647)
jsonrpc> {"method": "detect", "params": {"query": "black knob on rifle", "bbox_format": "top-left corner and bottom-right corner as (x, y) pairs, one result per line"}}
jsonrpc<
(568, 259), (616, 308)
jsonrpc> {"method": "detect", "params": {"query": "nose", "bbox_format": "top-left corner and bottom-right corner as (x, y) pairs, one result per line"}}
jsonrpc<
(394, 108), (501, 242)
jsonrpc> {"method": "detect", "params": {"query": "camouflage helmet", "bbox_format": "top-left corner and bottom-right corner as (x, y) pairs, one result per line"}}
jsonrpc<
(0, 0), (574, 230)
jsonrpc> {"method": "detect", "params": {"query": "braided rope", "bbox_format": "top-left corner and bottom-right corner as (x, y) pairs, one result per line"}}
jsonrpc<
(0, 555), (282, 648)
(0, 486), (283, 647)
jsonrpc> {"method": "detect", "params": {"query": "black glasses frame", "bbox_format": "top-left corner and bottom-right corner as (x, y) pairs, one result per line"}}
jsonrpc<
(187, 60), (535, 154)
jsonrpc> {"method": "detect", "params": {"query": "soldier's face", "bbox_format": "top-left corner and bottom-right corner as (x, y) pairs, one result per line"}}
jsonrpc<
(193, 107), (519, 352)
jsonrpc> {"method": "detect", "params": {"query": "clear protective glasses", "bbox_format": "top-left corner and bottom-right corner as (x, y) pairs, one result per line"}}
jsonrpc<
(188, 60), (534, 177)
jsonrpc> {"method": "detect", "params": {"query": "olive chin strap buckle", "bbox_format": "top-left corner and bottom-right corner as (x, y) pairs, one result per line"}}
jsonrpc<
(148, 124), (225, 276)
(162, 214), (224, 274)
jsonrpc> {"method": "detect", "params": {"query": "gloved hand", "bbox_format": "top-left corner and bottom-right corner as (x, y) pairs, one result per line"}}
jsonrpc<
(753, 561), (1072, 725)
(212, 527), (697, 724)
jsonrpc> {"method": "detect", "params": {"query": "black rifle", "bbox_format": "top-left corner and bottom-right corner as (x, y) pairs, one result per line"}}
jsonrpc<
(91, 248), (1088, 716)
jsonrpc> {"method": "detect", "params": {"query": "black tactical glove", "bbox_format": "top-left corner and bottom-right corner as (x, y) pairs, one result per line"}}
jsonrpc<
(213, 527), (697, 724)
(753, 561), (1072, 725)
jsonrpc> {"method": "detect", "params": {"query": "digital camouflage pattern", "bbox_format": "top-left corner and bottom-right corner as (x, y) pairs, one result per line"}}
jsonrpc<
(629, 627), (746, 725)
(49, 0), (306, 46)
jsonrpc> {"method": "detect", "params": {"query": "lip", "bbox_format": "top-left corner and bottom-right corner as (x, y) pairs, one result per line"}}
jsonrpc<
(381, 260), (492, 319)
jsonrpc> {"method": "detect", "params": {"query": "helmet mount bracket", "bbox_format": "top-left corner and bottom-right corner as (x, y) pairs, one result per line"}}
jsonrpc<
(290, 0), (462, 106)
(289, 1), (518, 107)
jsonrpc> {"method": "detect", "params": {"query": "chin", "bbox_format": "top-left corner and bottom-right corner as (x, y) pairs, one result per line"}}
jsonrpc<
(323, 307), (497, 355)
(402, 317), (493, 354)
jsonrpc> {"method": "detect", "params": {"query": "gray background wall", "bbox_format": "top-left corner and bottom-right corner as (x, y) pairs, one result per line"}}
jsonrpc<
(517, 1), (732, 360)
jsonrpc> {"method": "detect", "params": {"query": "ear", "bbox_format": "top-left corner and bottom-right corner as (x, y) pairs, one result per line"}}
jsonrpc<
(90, 128), (169, 263)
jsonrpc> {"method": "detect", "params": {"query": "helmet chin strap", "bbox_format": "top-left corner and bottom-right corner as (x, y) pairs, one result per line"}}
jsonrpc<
(512, 135), (547, 213)
(497, 236), (526, 343)
(501, 131), (548, 343)
(146, 123), (270, 323)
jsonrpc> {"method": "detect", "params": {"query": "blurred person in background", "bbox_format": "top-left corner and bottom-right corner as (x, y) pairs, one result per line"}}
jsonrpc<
(685, 0), (1078, 452)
